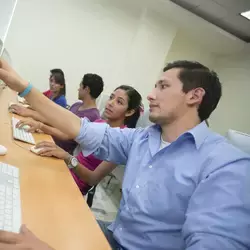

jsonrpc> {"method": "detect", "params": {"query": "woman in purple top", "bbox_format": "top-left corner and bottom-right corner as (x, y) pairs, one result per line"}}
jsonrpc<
(35, 85), (142, 195)
(17, 74), (104, 154)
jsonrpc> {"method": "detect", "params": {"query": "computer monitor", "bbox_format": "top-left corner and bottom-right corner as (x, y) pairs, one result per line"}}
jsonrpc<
(227, 129), (250, 154)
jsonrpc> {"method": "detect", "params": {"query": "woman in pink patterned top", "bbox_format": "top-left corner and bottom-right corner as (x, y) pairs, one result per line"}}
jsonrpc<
(35, 85), (142, 195)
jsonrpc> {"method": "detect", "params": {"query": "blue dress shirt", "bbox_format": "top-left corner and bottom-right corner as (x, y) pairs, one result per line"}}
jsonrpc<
(76, 119), (250, 250)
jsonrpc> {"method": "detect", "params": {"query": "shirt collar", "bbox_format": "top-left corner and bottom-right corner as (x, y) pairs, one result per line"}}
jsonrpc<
(148, 121), (210, 150)
(185, 121), (210, 150)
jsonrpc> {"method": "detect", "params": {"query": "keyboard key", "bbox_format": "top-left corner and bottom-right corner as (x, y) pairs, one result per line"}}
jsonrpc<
(0, 162), (21, 233)
(12, 117), (35, 145)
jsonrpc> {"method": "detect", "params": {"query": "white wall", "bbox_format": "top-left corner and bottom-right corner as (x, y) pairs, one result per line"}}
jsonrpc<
(0, 0), (17, 43)
(165, 30), (217, 68)
(210, 52), (250, 135)
(4, 0), (250, 137)
(165, 31), (250, 136)
(5, 0), (177, 105)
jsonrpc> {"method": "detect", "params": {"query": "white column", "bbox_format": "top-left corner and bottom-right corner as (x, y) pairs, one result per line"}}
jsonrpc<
(0, 0), (18, 56)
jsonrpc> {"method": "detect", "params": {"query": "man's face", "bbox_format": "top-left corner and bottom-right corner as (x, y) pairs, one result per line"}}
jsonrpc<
(78, 83), (87, 100)
(147, 68), (189, 125)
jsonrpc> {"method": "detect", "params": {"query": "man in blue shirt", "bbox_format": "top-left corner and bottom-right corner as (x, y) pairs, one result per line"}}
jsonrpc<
(0, 60), (249, 250)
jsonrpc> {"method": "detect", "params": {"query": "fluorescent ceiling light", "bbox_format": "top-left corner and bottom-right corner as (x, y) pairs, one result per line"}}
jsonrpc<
(240, 10), (250, 20)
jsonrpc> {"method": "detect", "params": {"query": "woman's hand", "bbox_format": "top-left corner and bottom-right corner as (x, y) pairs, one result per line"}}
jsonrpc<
(10, 104), (32, 117)
(0, 225), (54, 250)
(0, 59), (28, 93)
(16, 119), (42, 133)
(35, 141), (70, 160)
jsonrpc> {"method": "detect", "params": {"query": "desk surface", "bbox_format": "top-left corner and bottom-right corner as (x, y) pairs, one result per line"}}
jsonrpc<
(0, 87), (111, 250)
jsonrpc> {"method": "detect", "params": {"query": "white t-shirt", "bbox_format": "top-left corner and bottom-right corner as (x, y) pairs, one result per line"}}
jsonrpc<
(159, 136), (170, 150)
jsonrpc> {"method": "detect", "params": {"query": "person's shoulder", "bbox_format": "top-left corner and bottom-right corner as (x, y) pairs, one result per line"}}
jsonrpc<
(70, 101), (82, 109)
(200, 131), (250, 176)
(55, 95), (66, 101)
(94, 119), (106, 123)
(120, 125), (155, 139)
(55, 95), (67, 107)
(83, 108), (100, 122)
(203, 131), (248, 159)
(43, 89), (50, 94)
(59, 95), (66, 100)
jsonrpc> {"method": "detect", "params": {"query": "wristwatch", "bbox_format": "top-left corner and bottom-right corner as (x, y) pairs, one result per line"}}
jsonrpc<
(67, 155), (79, 169)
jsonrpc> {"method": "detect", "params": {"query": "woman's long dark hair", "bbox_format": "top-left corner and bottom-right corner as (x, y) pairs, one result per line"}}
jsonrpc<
(53, 73), (66, 96)
(115, 85), (142, 128)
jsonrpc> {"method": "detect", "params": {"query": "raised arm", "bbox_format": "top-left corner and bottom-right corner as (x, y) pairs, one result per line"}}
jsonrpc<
(26, 109), (47, 123)
(183, 158), (250, 250)
(0, 59), (141, 160)
(40, 124), (71, 140)
(75, 118), (141, 165)
(0, 59), (80, 139)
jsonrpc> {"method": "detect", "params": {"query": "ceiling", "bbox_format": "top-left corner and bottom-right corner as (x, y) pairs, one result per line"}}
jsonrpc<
(170, 0), (250, 42)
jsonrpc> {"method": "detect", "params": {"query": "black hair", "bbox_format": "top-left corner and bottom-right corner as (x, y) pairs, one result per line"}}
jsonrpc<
(81, 74), (104, 99)
(51, 73), (66, 96)
(163, 60), (222, 121)
(50, 68), (64, 77)
(115, 85), (142, 128)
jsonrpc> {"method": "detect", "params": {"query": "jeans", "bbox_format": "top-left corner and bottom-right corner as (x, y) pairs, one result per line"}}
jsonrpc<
(97, 220), (121, 250)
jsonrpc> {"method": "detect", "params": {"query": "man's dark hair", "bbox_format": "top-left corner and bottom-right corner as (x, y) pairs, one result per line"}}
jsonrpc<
(50, 68), (64, 77)
(81, 74), (104, 99)
(163, 60), (222, 121)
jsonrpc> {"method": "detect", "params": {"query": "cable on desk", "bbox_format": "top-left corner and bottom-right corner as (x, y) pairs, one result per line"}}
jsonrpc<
(3, 120), (31, 152)
(13, 140), (31, 152)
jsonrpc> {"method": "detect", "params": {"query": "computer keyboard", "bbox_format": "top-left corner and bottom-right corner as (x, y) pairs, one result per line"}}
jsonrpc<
(0, 162), (21, 233)
(11, 117), (35, 145)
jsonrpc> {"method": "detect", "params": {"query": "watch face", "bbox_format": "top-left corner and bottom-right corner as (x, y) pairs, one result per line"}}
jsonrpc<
(71, 157), (78, 167)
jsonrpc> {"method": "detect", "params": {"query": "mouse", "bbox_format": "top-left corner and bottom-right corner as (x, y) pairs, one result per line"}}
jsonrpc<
(30, 146), (42, 155)
(8, 102), (16, 113)
(22, 125), (31, 131)
(0, 145), (7, 156)
(9, 102), (16, 108)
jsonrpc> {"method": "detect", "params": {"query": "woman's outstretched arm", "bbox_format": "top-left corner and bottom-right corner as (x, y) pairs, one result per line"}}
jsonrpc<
(0, 59), (81, 139)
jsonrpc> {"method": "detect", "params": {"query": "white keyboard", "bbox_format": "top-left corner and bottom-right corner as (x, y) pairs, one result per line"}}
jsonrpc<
(11, 117), (35, 145)
(0, 162), (21, 233)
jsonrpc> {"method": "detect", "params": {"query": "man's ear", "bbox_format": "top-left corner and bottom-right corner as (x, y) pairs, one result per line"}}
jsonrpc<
(85, 86), (90, 94)
(187, 88), (205, 105)
(125, 109), (135, 118)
